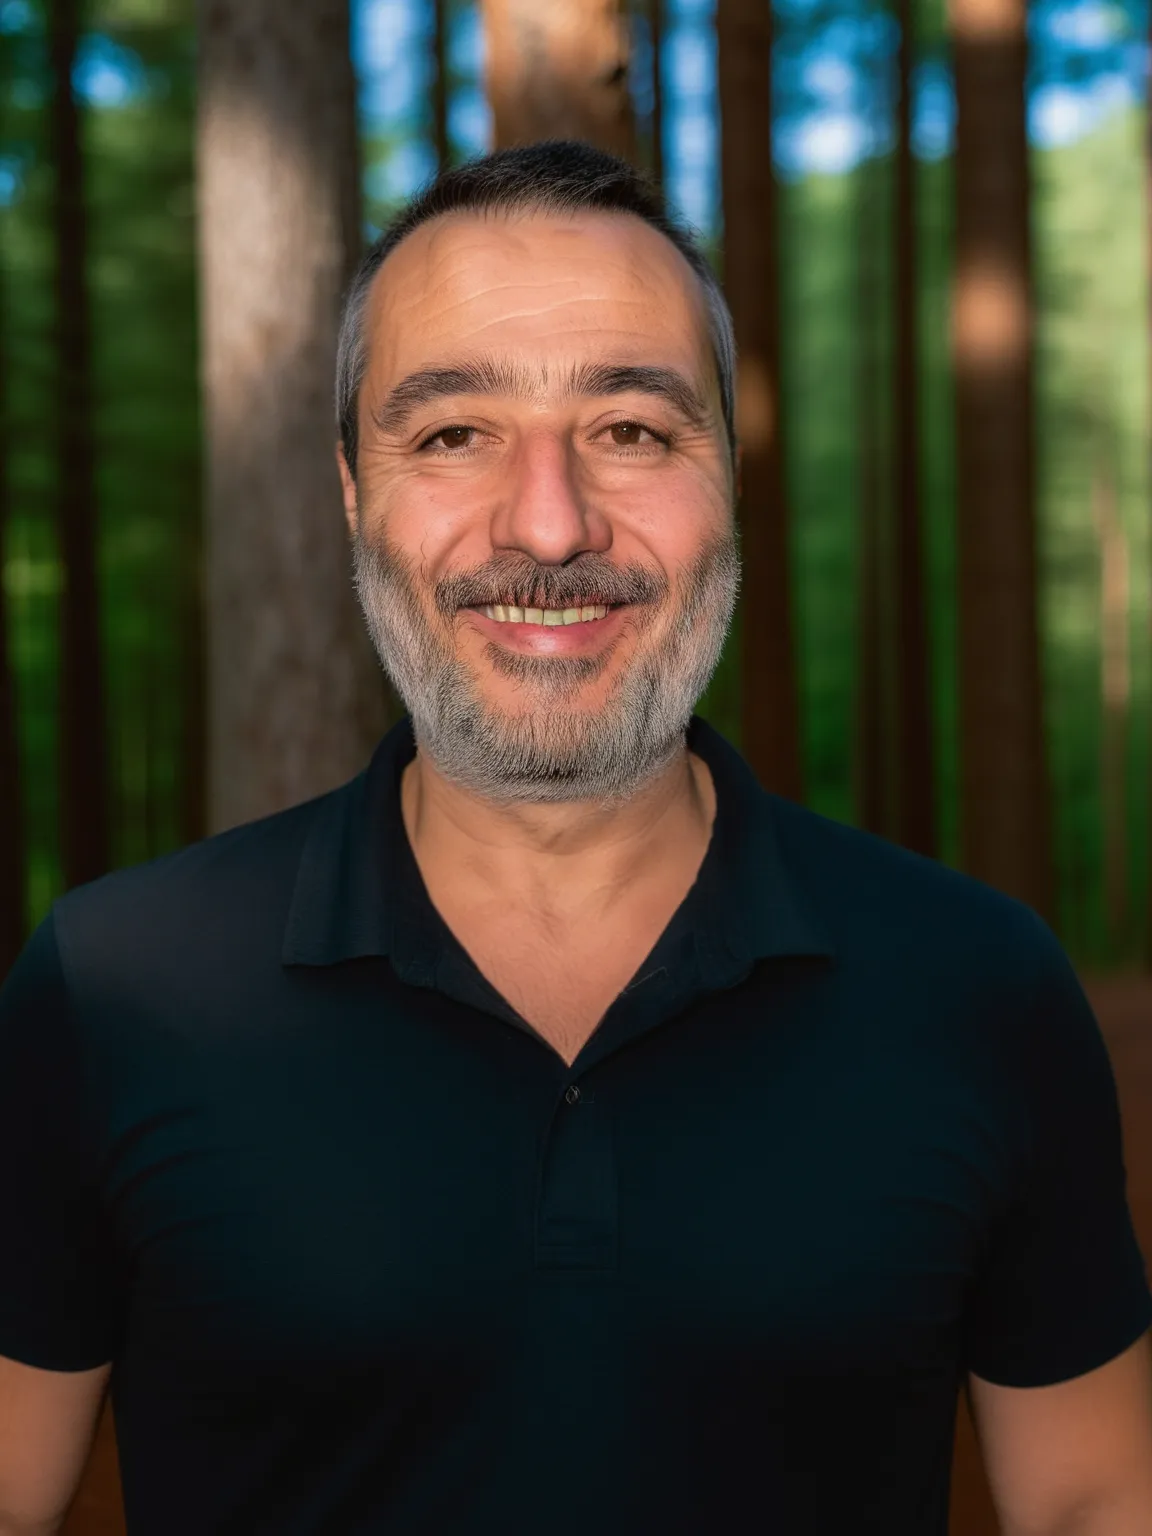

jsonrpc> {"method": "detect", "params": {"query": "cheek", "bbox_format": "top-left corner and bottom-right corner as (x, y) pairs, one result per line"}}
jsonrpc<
(624, 475), (730, 557)
(360, 468), (481, 566)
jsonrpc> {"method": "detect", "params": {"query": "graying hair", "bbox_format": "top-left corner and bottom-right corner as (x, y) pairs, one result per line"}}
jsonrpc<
(335, 139), (736, 478)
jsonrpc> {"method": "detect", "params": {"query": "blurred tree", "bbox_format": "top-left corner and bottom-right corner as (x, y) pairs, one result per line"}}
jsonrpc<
(0, 273), (26, 979)
(891, 0), (936, 859)
(481, 0), (636, 157)
(432, 0), (449, 171)
(853, 120), (891, 838)
(717, 0), (802, 800)
(49, 0), (113, 888)
(647, 0), (664, 191)
(1090, 425), (1131, 950)
(196, 0), (389, 833)
(950, 0), (1053, 918)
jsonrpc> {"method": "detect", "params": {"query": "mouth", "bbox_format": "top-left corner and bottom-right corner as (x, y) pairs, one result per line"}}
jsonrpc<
(461, 601), (630, 655)
(467, 602), (616, 627)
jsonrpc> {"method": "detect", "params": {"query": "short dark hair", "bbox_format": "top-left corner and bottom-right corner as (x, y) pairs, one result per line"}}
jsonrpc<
(335, 139), (736, 478)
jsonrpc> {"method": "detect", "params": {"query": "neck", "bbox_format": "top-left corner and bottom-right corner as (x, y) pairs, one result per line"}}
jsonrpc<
(400, 736), (716, 925)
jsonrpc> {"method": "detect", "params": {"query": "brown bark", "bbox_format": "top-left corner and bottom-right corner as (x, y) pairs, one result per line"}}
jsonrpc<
(48, 0), (112, 889)
(432, 0), (450, 171)
(196, 0), (389, 834)
(0, 272), (25, 978)
(949, 0), (1053, 918)
(648, 0), (664, 190)
(891, 0), (937, 859)
(481, 0), (637, 158)
(1092, 444), (1130, 952)
(717, 0), (803, 800)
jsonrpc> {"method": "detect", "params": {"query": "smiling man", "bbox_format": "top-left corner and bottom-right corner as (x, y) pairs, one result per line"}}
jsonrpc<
(1, 141), (1151, 1536)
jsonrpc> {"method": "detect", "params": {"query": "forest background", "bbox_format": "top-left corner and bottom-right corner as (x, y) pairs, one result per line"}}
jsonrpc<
(1, 0), (1151, 977)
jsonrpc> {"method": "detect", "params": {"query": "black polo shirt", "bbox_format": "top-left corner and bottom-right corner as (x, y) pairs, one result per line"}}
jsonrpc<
(1, 713), (1149, 1535)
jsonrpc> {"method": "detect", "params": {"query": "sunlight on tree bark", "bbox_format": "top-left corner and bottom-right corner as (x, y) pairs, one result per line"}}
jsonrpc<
(196, 0), (388, 833)
(481, 0), (636, 157)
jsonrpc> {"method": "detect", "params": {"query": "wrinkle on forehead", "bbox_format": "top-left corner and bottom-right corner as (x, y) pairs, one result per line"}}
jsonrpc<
(374, 210), (708, 337)
(362, 208), (719, 417)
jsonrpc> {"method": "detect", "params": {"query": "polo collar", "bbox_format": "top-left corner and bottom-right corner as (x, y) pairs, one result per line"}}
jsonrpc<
(281, 713), (836, 973)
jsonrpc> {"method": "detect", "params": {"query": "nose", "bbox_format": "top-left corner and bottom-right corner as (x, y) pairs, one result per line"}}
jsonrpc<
(488, 427), (612, 565)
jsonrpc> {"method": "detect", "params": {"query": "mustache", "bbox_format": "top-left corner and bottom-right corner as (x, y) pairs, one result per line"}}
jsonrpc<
(434, 553), (666, 617)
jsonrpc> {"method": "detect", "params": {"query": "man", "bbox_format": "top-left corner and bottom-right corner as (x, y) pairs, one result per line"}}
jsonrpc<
(0, 141), (1150, 1536)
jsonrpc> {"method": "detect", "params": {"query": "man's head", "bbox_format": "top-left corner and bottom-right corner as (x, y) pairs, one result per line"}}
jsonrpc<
(336, 139), (742, 806)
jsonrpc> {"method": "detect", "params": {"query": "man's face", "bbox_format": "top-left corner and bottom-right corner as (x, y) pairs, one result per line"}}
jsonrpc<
(340, 207), (740, 804)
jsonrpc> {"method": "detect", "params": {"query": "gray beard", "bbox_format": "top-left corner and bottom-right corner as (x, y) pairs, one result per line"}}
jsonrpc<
(351, 525), (741, 806)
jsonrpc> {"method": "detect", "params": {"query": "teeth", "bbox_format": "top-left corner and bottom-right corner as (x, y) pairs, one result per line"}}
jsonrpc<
(480, 604), (611, 626)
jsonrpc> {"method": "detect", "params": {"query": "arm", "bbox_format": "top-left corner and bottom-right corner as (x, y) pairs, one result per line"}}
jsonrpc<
(0, 1354), (111, 1536)
(968, 1330), (1152, 1536)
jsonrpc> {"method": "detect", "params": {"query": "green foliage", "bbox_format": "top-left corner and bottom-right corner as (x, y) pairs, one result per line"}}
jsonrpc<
(2, 2), (199, 925)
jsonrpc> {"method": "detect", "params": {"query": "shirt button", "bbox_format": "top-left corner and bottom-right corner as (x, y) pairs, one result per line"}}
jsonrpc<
(564, 1085), (582, 1105)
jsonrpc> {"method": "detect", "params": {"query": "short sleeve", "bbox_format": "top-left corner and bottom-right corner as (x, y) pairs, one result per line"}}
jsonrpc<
(963, 911), (1152, 1387)
(0, 908), (124, 1370)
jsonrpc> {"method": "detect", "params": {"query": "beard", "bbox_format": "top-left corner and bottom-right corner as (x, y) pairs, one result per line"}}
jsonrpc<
(351, 521), (741, 806)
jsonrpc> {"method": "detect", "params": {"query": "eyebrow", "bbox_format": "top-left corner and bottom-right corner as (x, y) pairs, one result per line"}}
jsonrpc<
(371, 355), (712, 438)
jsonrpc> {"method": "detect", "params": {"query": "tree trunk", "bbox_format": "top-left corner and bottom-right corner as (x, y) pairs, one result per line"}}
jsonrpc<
(717, 0), (803, 800)
(648, 0), (664, 190)
(891, 0), (936, 860)
(196, 0), (389, 834)
(48, 0), (112, 889)
(949, 0), (1053, 918)
(432, 0), (450, 172)
(1092, 441), (1130, 955)
(481, 0), (636, 158)
(0, 274), (25, 979)
(854, 146), (891, 838)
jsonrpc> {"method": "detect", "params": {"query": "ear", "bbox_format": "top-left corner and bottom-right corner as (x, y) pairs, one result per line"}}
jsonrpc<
(336, 442), (358, 540)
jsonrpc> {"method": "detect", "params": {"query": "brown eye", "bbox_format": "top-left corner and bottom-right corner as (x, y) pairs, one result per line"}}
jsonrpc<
(609, 422), (646, 446)
(435, 427), (473, 450)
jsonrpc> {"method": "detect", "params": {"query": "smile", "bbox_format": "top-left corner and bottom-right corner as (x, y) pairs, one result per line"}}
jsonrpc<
(462, 602), (629, 655)
(473, 603), (612, 627)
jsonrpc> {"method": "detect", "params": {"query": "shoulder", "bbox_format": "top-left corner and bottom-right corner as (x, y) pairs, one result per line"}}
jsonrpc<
(766, 794), (1061, 1000)
(48, 785), (344, 997)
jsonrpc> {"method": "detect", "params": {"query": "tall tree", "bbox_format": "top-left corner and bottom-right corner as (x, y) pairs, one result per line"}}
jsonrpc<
(481, 0), (637, 157)
(1091, 428), (1130, 954)
(717, 0), (803, 800)
(0, 269), (25, 979)
(647, 0), (665, 190)
(949, 0), (1053, 917)
(48, 0), (112, 889)
(853, 140), (892, 839)
(196, 0), (389, 834)
(432, 0), (450, 172)
(891, 0), (936, 859)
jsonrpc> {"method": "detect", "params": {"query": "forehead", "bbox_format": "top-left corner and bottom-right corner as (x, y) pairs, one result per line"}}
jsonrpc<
(363, 208), (714, 384)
